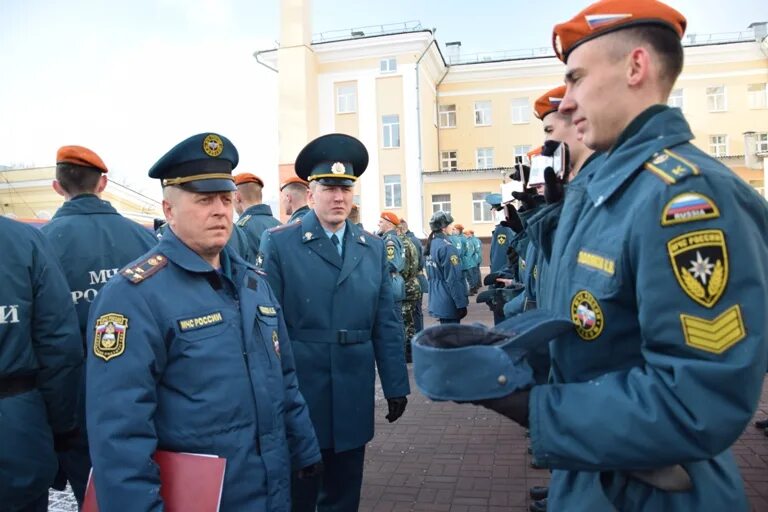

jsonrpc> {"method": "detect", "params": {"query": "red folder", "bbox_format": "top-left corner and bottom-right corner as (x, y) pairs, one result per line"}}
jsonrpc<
(82, 450), (226, 512)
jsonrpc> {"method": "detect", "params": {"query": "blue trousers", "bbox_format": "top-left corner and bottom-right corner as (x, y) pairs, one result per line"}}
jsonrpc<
(291, 446), (366, 512)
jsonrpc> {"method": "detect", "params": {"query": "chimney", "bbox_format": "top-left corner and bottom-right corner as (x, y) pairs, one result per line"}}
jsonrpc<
(748, 22), (767, 41)
(445, 41), (462, 64)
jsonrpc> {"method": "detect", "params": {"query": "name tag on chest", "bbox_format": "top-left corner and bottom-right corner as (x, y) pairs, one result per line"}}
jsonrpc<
(178, 312), (224, 332)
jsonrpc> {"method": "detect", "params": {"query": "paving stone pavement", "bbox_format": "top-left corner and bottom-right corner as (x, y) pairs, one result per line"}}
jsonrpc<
(49, 293), (768, 511)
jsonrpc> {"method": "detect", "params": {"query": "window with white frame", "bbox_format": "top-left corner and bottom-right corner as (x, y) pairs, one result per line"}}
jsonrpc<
(668, 88), (684, 109)
(706, 86), (726, 112)
(756, 133), (768, 153)
(476, 147), (495, 169)
(383, 175), (402, 208)
(441, 150), (458, 171)
(474, 101), (492, 126)
(336, 84), (357, 114)
(431, 194), (451, 214)
(382, 115), (400, 148)
(380, 57), (397, 73)
(511, 98), (530, 124)
(472, 192), (494, 222)
(709, 135), (728, 156)
(514, 145), (532, 164)
(748, 83), (767, 109)
(439, 104), (456, 128)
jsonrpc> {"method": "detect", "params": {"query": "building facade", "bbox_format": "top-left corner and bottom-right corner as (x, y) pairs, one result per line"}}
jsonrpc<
(261, 4), (768, 237)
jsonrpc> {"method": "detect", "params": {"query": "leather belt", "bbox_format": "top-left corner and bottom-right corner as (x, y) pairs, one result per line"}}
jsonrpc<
(289, 329), (371, 345)
(0, 374), (36, 397)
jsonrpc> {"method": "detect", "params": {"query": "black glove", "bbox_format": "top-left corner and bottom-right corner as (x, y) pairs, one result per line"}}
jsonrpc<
(540, 140), (571, 204)
(296, 461), (324, 480)
(508, 163), (530, 184)
(500, 203), (524, 233)
(456, 307), (468, 319)
(53, 428), (80, 452)
(385, 396), (408, 422)
(511, 189), (543, 212)
(472, 389), (531, 428)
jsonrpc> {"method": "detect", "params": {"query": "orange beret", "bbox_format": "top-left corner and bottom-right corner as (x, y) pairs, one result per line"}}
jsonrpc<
(234, 173), (264, 187)
(56, 145), (108, 173)
(454, 223), (464, 231)
(552, 0), (686, 62)
(351, 204), (359, 211)
(527, 146), (543, 159)
(280, 176), (309, 191)
(380, 211), (400, 225)
(534, 85), (566, 120)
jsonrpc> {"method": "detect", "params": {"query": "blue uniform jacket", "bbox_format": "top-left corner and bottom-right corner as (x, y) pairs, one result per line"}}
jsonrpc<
(86, 229), (320, 511)
(260, 211), (410, 452)
(41, 194), (158, 340)
(426, 234), (468, 319)
(468, 236), (482, 267)
(236, 204), (281, 255)
(0, 218), (83, 509)
(529, 106), (768, 511)
(382, 229), (406, 302)
(287, 205), (310, 224)
(489, 224), (515, 273)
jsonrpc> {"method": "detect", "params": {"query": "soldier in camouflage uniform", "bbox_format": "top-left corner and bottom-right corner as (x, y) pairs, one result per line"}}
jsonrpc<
(398, 224), (422, 363)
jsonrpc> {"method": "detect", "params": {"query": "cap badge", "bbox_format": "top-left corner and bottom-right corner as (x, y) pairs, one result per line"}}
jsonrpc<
(331, 162), (346, 175)
(584, 13), (632, 31)
(304, 232), (313, 241)
(203, 134), (224, 157)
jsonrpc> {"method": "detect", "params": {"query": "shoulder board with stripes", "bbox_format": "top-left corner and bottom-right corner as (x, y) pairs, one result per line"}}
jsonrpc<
(643, 149), (699, 185)
(121, 254), (168, 284)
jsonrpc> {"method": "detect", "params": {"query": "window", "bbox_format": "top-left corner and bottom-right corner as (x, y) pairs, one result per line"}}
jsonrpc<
(473, 192), (494, 222)
(514, 145), (532, 164)
(474, 101), (492, 126)
(668, 88), (684, 109)
(383, 175), (402, 208)
(431, 194), (451, 214)
(511, 98), (530, 124)
(382, 115), (400, 148)
(336, 84), (357, 114)
(706, 86), (726, 112)
(476, 147), (494, 169)
(439, 104), (456, 128)
(380, 57), (397, 73)
(709, 135), (728, 156)
(748, 83), (767, 109)
(756, 133), (768, 153)
(441, 150), (458, 171)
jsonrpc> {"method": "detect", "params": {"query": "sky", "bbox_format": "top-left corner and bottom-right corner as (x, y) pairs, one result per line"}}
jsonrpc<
(0, 0), (763, 205)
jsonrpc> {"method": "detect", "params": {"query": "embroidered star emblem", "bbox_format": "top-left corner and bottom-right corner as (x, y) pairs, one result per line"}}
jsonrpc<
(688, 251), (715, 284)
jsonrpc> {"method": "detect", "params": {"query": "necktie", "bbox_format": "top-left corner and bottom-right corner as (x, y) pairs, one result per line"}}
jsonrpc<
(331, 233), (343, 258)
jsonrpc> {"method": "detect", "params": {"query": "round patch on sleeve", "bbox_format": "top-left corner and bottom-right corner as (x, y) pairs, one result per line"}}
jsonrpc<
(570, 290), (604, 341)
(450, 254), (459, 266)
(661, 193), (720, 226)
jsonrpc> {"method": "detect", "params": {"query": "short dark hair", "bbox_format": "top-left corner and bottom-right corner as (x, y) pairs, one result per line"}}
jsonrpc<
(610, 25), (684, 91)
(56, 163), (102, 196)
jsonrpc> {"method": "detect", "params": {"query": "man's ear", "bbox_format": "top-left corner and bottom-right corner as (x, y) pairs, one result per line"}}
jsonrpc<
(95, 174), (108, 194)
(626, 46), (651, 87)
(52, 180), (67, 198)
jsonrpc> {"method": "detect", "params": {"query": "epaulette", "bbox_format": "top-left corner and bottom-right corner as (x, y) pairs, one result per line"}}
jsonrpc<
(269, 221), (300, 234)
(121, 253), (168, 284)
(236, 214), (252, 227)
(643, 149), (700, 185)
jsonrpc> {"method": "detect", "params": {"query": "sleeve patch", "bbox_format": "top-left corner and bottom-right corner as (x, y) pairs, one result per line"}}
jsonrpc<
(386, 244), (396, 260)
(667, 229), (727, 308)
(661, 193), (720, 227)
(680, 305), (745, 354)
(121, 254), (168, 284)
(450, 254), (459, 266)
(644, 149), (700, 185)
(93, 313), (128, 361)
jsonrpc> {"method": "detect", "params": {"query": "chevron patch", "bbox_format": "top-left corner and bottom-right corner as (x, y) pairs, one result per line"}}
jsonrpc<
(680, 305), (745, 354)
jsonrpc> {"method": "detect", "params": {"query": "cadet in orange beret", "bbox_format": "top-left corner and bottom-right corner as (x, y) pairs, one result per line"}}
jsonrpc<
(466, 2), (768, 511)
(233, 172), (281, 255)
(41, 145), (157, 506)
(280, 176), (310, 224)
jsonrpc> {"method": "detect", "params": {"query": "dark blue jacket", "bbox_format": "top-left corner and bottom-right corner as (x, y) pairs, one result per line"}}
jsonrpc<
(41, 194), (157, 340)
(260, 211), (410, 452)
(236, 204), (281, 255)
(0, 217), (83, 510)
(287, 205), (310, 224)
(426, 233), (468, 319)
(490, 224), (515, 273)
(86, 229), (320, 511)
(530, 106), (768, 511)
